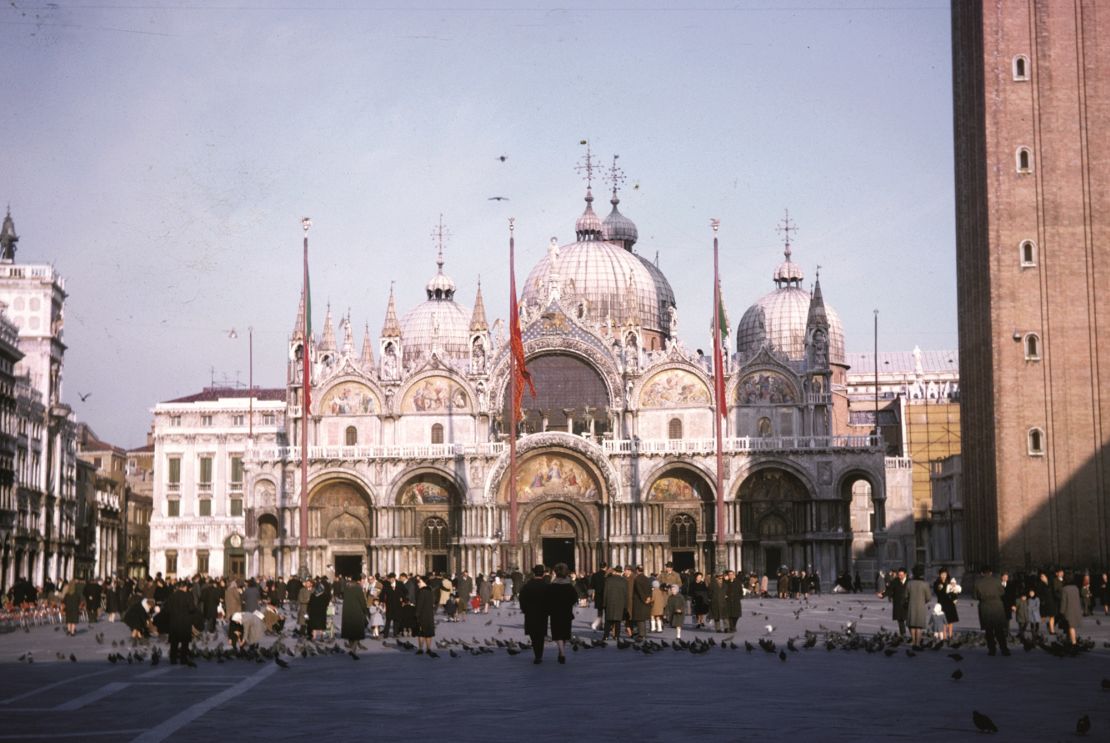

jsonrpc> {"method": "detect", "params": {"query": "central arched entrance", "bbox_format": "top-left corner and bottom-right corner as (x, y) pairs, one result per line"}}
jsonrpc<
(307, 478), (374, 577)
(737, 467), (812, 578)
(538, 513), (577, 570)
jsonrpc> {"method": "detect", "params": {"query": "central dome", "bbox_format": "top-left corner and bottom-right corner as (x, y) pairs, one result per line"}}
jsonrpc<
(520, 187), (675, 340)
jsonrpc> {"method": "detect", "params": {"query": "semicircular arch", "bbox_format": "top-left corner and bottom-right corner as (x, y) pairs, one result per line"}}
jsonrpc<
(486, 432), (620, 505)
(315, 376), (383, 417)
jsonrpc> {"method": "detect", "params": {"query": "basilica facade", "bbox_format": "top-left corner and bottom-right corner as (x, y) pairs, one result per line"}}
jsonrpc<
(149, 175), (910, 586)
(221, 176), (915, 585)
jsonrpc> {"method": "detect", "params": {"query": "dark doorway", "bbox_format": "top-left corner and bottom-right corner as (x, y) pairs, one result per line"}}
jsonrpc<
(764, 546), (782, 575)
(334, 554), (363, 578)
(542, 538), (575, 571)
(226, 552), (245, 578)
(427, 554), (448, 575)
(672, 550), (695, 573)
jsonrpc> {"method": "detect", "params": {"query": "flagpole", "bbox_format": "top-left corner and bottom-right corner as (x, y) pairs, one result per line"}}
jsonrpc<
(712, 220), (726, 571)
(508, 219), (519, 566)
(299, 217), (312, 577)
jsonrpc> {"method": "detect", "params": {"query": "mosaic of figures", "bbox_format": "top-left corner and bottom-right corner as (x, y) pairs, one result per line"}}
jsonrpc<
(648, 475), (698, 502)
(399, 479), (452, 505)
(639, 369), (710, 408)
(402, 376), (469, 413)
(736, 371), (797, 405)
(321, 382), (378, 416)
(510, 454), (599, 502)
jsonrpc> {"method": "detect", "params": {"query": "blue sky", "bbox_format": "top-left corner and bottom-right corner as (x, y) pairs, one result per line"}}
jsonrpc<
(0, 0), (955, 446)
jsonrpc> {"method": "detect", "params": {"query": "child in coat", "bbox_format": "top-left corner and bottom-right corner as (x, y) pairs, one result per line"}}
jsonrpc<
(664, 585), (686, 640)
(368, 598), (385, 639)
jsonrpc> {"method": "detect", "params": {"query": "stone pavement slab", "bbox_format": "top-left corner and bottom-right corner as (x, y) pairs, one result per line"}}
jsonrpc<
(2, 594), (1108, 741)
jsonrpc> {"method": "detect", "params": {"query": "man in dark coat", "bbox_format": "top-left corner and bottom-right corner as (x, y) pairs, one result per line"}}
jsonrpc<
(285, 575), (302, 612)
(973, 566), (1010, 656)
(341, 578), (368, 648)
(631, 566), (653, 640)
(200, 579), (222, 634)
(456, 571), (474, 616)
(165, 582), (199, 665)
(709, 574), (727, 631)
(603, 565), (628, 639)
(725, 570), (743, 631)
(880, 567), (909, 636)
(380, 574), (403, 638)
(83, 579), (103, 624)
(589, 563), (608, 631)
(242, 578), (261, 613)
(519, 565), (550, 664)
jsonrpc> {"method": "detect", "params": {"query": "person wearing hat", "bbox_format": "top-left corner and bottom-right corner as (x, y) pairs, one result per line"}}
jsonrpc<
(631, 566), (652, 641)
(905, 565), (931, 648)
(603, 565), (628, 640)
(973, 565), (1010, 656)
(414, 576), (437, 655)
(725, 570), (743, 631)
(519, 565), (550, 663)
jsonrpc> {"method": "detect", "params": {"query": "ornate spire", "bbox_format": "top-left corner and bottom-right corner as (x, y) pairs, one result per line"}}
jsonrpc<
(574, 140), (604, 241)
(292, 286), (306, 340)
(319, 302), (336, 351)
(470, 277), (489, 332)
(602, 154), (638, 250)
(0, 207), (18, 263)
(425, 214), (457, 299)
(773, 208), (804, 287)
(806, 268), (829, 332)
(381, 282), (402, 338)
(341, 308), (354, 355)
(360, 321), (375, 367)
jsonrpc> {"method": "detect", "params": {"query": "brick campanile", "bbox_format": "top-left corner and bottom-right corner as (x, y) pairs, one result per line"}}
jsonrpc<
(952, 0), (1110, 569)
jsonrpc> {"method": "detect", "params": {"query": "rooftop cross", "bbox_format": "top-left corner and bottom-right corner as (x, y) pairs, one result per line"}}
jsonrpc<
(575, 139), (599, 190)
(604, 154), (625, 197)
(430, 213), (451, 270)
(775, 209), (798, 260)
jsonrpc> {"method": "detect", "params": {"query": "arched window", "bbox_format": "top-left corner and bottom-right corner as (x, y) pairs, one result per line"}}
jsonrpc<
(669, 513), (697, 549)
(1020, 240), (1037, 266)
(430, 423), (444, 444)
(1027, 427), (1045, 455)
(1012, 55), (1029, 81)
(1016, 147), (1032, 173)
(345, 426), (357, 446)
(1024, 333), (1041, 360)
(668, 418), (683, 440)
(423, 516), (449, 550)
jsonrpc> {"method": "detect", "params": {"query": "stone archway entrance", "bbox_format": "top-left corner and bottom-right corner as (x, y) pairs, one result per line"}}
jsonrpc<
(538, 513), (577, 571)
(307, 479), (373, 577)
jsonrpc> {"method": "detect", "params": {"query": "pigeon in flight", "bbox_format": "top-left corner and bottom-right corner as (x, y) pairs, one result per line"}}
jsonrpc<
(488, 196), (509, 202)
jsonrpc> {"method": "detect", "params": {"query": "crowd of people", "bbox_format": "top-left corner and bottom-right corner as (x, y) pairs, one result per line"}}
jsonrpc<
(4, 563), (1108, 664)
(876, 565), (1106, 654)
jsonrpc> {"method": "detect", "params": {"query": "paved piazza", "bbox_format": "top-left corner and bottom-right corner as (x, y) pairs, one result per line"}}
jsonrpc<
(1, 594), (1108, 742)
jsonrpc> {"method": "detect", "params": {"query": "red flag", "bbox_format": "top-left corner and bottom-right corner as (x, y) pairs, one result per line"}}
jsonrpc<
(509, 227), (535, 420)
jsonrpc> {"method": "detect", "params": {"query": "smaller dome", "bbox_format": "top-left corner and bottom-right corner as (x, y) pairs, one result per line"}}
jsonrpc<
(773, 259), (804, 284)
(425, 251), (456, 300)
(602, 193), (638, 249)
(575, 189), (605, 241)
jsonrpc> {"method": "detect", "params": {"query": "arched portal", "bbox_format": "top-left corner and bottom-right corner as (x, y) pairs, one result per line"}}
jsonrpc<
(521, 501), (595, 573)
(644, 465), (715, 573)
(737, 467), (812, 579)
(308, 479), (374, 578)
(257, 514), (279, 578)
(391, 471), (463, 576)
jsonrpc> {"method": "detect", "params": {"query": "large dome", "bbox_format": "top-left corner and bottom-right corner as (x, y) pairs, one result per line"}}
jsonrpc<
(521, 239), (675, 337)
(399, 256), (473, 366)
(736, 286), (845, 364)
(520, 189), (675, 338)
